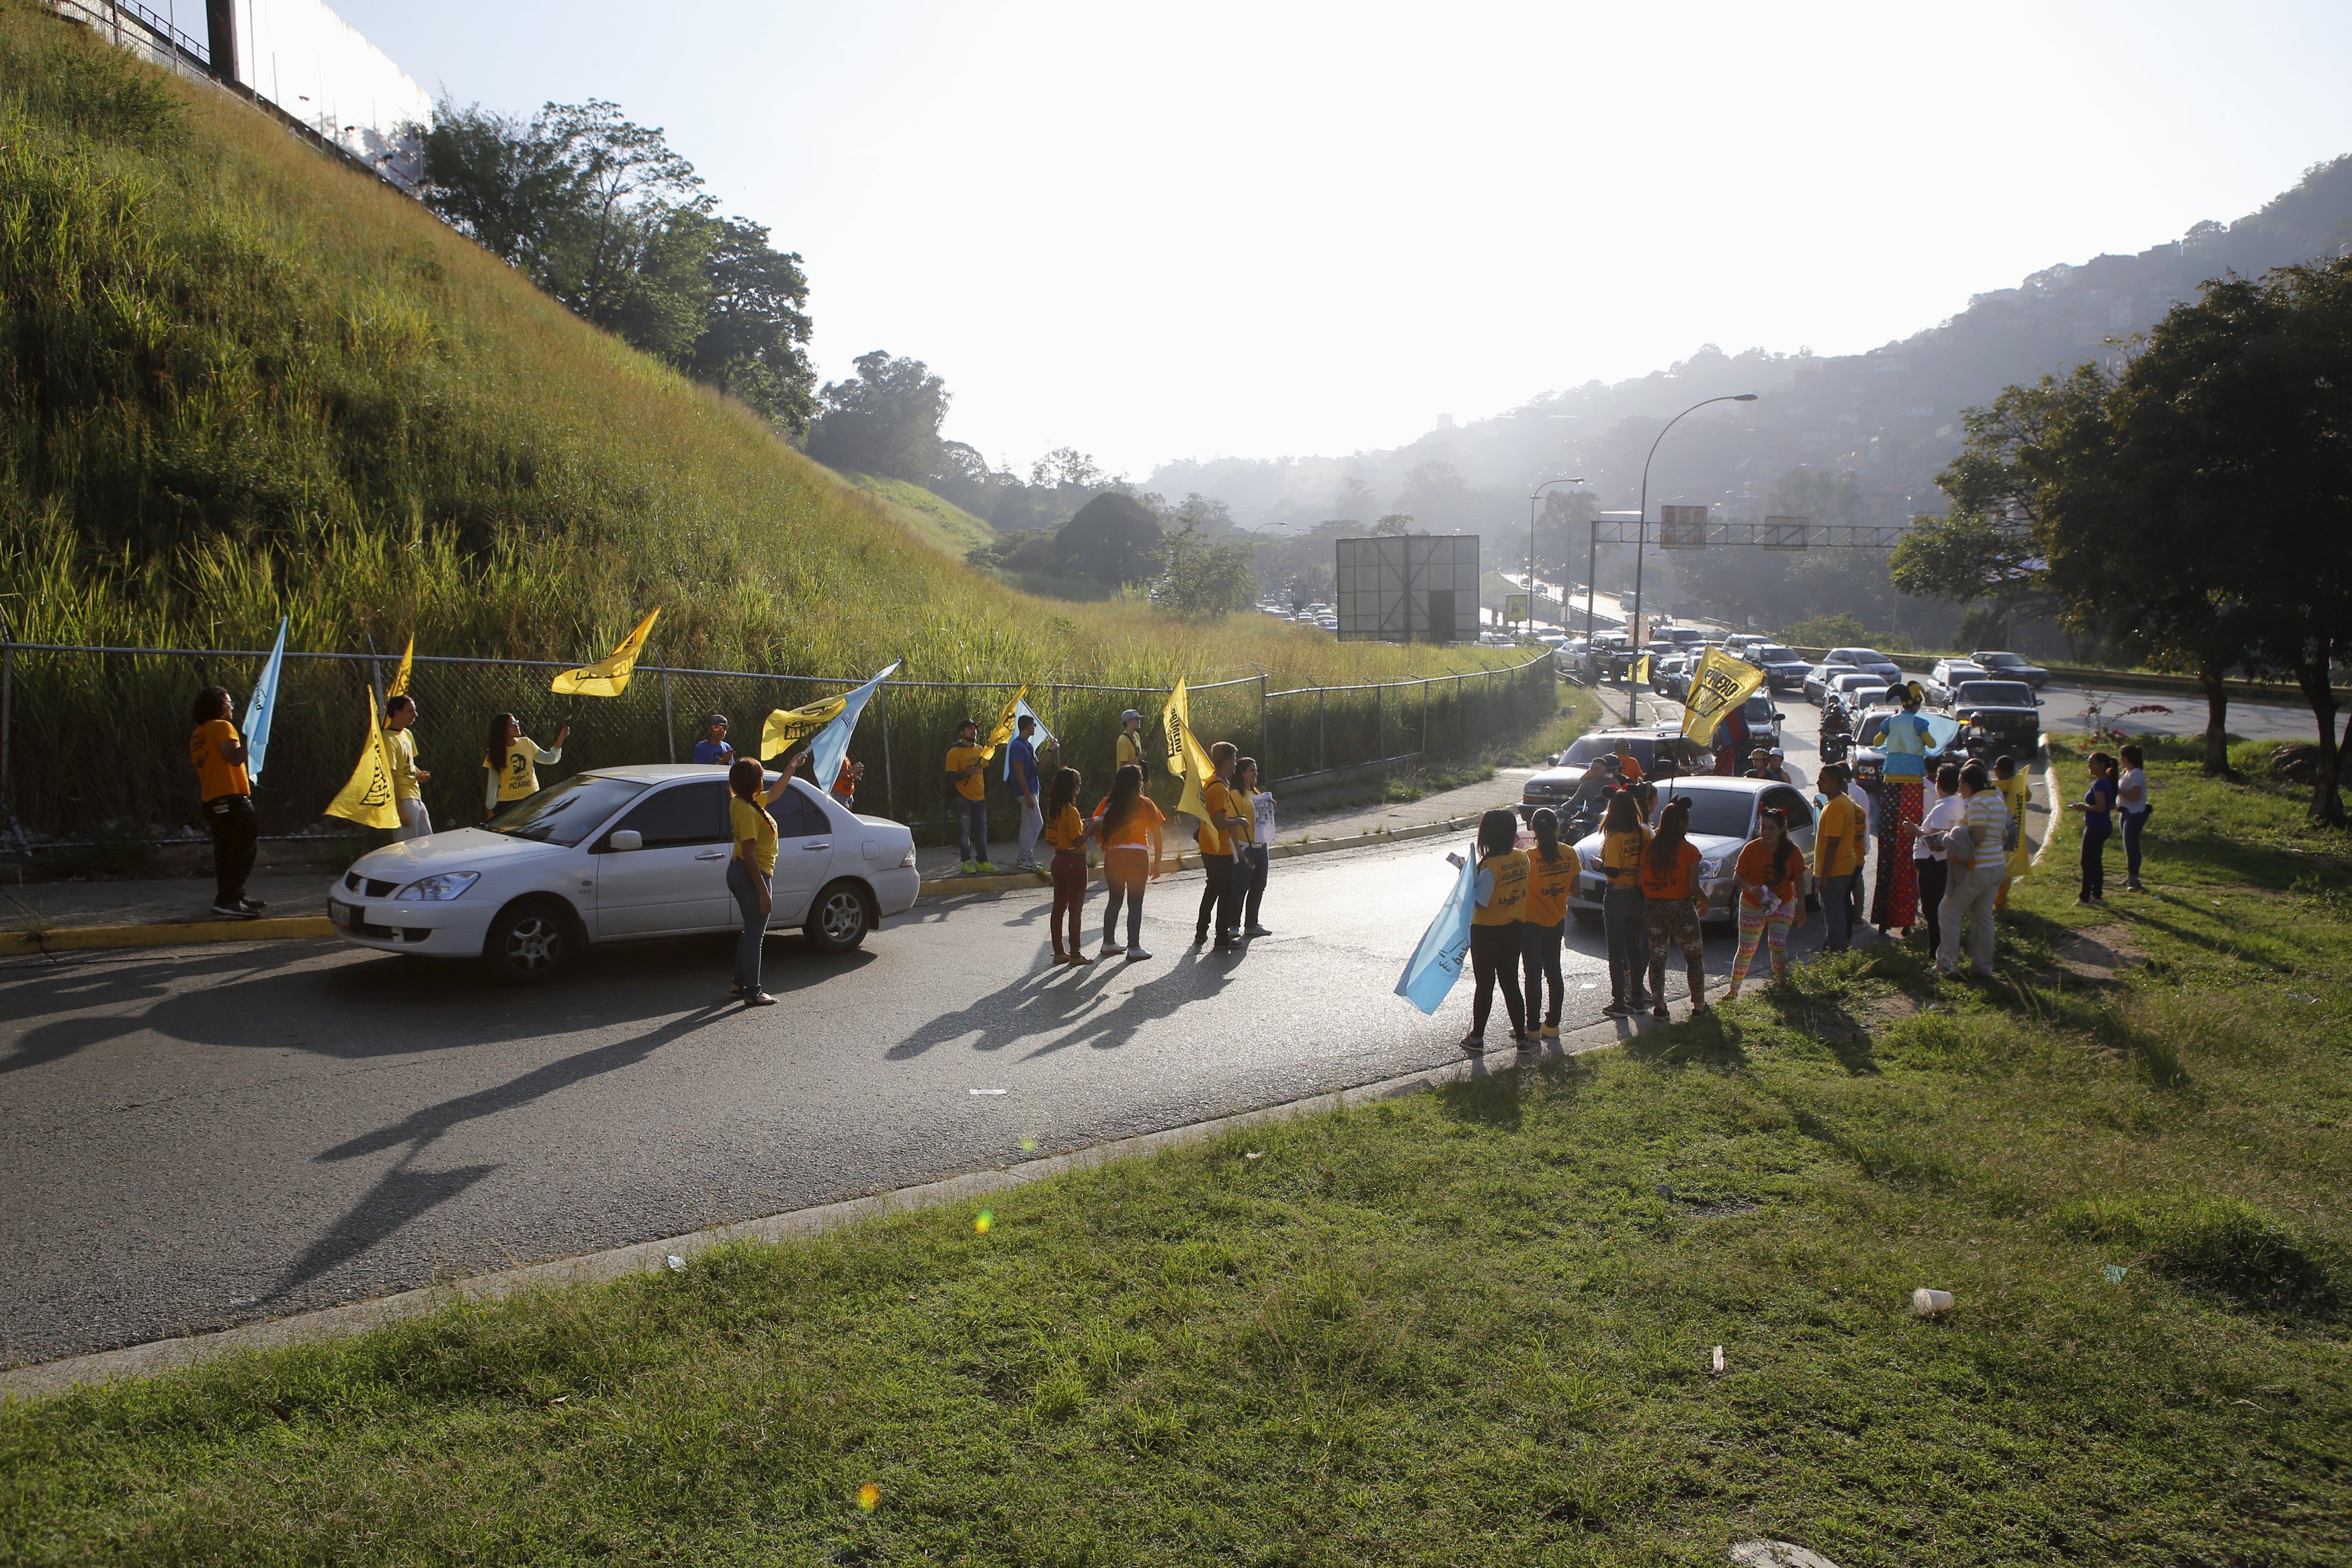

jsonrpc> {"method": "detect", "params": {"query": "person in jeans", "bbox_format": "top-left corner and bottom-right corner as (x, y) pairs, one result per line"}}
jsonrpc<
(1461, 809), (1531, 1054)
(1915, 763), (1964, 958)
(1640, 797), (1710, 1021)
(944, 718), (997, 875)
(725, 756), (792, 1006)
(1933, 761), (2011, 977)
(1813, 764), (1866, 952)
(1042, 767), (1091, 963)
(2116, 743), (2151, 892)
(1193, 741), (1249, 950)
(1007, 713), (1045, 873)
(1597, 791), (1652, 1015)
(1091, 763), (1165, 960)
(2068, 751), (2118, 905)
(188, 686), (261, 918)
(1235, 757), (1273, 937)
(1520, 807), (1574, 1039)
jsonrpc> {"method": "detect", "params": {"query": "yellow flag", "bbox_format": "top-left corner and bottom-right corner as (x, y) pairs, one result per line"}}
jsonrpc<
(1159, 677), (1214, 823)
(1631, 653), (1650, 685)
(325, 694), (402, 830)
(978, 685), (1027, 763)
(761, 693), (848, 760)
(550, 608), (659, 696)
(1680, 648), (1767, 745)
(387, 636), (414, 698)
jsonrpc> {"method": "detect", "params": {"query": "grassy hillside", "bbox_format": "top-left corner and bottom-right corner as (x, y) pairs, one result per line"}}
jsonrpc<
(837, 472), (997, 562)
(0, 5), (1529, 836)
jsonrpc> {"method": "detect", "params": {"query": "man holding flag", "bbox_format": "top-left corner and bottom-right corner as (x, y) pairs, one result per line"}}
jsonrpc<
(944, 717), (997, 875)
(1007, 712), (1046, 873)
(188, 685), (261, 918)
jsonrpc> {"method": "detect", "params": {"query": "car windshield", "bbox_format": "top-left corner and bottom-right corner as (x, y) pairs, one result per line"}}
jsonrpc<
(1660, 788), (1757, 839)
(1561, 735), (1646, 767)
(1979, 653), (2023, 667)
(485, 775), (649, 845)
(1741, 695), (1775, 722)
(1956, 682), (2035, 707)
(1837, 674), (1884, 691)
(1754, 645), (1796, 662)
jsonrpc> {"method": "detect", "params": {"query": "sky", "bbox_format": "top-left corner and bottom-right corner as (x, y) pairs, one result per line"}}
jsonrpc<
(333, 0), (2352, 480)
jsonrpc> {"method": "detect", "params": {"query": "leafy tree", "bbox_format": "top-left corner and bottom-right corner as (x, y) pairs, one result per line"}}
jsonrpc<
(1157, 515), (1257, 618)
(686, 216), (814, 432)
(1053, 492), (1164, 587)
(803, 351), (950, 480)
(1372, 513), (1412, 536)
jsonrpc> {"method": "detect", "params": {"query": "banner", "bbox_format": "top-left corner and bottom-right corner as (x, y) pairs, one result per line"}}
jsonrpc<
(243, 617), (288, 783)
(978, 685), (1027, 763)
(1679, 648), (1767, 745)
(807, 660), (900, 790)
(1159, 677), (1213, 823)
(1395, 850), (1478, 1014)
(325, 691), (402, 830)
(761, 692), (849, 762)
(551, 608), (659, 696)
(1000, 695), (1058, 781)
(387, 636), (414, 699)
(1631, 653), (1650, 686)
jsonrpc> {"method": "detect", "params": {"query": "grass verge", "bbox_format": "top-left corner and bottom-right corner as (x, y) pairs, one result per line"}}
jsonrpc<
(3, 726), (2346, 1565)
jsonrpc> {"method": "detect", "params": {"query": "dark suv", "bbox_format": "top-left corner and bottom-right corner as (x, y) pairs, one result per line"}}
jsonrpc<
(1950, 680), (2043, 758)
(1520, 728), (1714, 820)
(1970, 650), (2051, 690)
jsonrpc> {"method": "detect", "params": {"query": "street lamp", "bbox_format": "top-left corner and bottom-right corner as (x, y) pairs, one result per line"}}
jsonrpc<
(1626, 393), (1757, 722)
(1525, 477), (1585, 636)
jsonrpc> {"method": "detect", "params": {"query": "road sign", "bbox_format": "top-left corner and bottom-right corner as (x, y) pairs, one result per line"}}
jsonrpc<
(1659, 505), (1708, 549)
(1505, 593), (1530, 623)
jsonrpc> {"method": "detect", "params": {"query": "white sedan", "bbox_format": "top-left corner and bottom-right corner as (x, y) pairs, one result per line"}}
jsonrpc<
(327, 765), (922, 983)
(1564, 776), (1819, 926)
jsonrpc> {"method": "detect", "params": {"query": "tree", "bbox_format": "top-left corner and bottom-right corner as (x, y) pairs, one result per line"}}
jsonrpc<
(686, 216), (814, 433)
(1372, 513), (1412, 536)
(802, 351), (951, 480)
(1157, 515), (1256, 618)
(1053, 492), (1164, 588)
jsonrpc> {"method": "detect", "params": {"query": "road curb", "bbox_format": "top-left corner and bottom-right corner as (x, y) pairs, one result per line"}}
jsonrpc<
(0, 915), (333, 956)
(0, 1020), (1638, 1402)
(913, 814), (1480, 900)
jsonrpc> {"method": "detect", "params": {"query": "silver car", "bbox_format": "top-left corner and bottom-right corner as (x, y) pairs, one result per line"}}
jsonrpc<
(1566, 776), (1818, 924)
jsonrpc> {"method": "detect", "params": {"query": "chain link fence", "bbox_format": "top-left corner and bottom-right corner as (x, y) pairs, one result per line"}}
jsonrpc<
(0, 641), (1555, 856)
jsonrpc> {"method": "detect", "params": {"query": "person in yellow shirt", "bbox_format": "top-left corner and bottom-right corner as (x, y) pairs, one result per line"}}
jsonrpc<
(1520, 807), (1575, 1040)
(1115, 709), (1150, 774)
(726, 756), (792, 1006)
(188, 685), (261, 919)
(1193, 740), (1251, 949)
(944, 718), (996, 874)
(1462, 809), (1531, 1053)
(1042, 767), (1091, 964)
(481, 712), (570, 820)
(384, 694), (431, 841)
(1813, 763), (1868, 951)
(1994, 753), (2031, 908)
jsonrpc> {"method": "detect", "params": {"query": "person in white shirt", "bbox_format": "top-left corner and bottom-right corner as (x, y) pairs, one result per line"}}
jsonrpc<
(1914, 765), (1964, 958)
(2116, 742), (2151, 892)
(1933, 760), (2011, 978)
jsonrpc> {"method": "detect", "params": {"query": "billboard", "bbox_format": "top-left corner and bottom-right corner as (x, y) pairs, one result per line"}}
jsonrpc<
(228, 0), (432, 188)
(1334, 535), (1479, 643)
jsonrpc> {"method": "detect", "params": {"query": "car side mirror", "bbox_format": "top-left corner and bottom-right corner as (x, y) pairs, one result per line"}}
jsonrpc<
(2034, 698), (2045, 707)
(609, 830), (643, 852)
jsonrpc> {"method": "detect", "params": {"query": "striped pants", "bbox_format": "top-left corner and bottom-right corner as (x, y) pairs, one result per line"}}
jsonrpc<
(1728, 898), (1792, 989)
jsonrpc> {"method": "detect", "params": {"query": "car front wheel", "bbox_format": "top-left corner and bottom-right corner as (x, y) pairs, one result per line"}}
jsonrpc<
(804, 880), (875, 955)
(484, 898), (579, 985)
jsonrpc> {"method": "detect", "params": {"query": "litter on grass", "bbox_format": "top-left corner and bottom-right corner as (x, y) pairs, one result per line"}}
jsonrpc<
(2105, 1264), (2130, 1284)
(664, 1255), (685, 1272)
(1710, 1345), (1726, 1376)
(1245, 1151), (1263, 1160)
(1912, 1287), (1954, 1315)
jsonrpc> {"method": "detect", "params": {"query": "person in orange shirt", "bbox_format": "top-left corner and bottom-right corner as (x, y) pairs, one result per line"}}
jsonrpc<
(1597, 791), (1652, 1016)
(1042, 767), (1091, 964)
(1640, 797), (1710, 1020)
(1462, 809), (1532, 1054)
(1519, 807), (1575, 1040)
(1193, 740), (1251, 950)
(831, 758), (863, 810)
(188, 686), (261, 919)
(1724, 808), (1808, 1000)
(1089, 763), (1167, 961)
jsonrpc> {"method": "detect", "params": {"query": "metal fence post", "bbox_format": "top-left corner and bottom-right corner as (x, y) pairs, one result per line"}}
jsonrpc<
(1259, 673), (1269, 769)
(0, 639), (12, 820)
(661, 668), (676, 763)
(1375, 680), (1384, 764)
(1316, 687), (1327, 775)
(1421, 677), (1429, 757)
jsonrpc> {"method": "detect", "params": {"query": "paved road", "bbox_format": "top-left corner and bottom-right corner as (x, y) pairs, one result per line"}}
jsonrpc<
(0, 693), (2023, 1369)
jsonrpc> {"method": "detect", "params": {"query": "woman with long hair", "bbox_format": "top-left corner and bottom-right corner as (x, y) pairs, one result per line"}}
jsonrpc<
(1640, 797), (1710, 1020)
(1519, 807), (1574, 1040)
(1461, 808), (1531, 1054)
(1042, 766), (1091, 964)
(1234, 757), (1273, 937)
(1089, 762), (1166, 960)
(481, 712), (571, 820)
(2068, 750), (2119, 905)
(1597, 790), (1651, 1016)
(1723, 806), (1807, 1000)
(725, 756), (793, 1006)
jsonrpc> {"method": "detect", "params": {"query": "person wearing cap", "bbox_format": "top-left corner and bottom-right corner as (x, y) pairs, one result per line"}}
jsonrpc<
(1743, 747), (1781, 782)
(945, 717), (997, 875)
(1115, 709), (1149, 773)
(1565, 751), (1624, 822)
(1878, 682), (1933, 932)
(692, 715), (733, 766)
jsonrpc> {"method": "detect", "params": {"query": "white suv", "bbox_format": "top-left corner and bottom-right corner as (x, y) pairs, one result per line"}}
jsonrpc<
(327, 765), (921, 984)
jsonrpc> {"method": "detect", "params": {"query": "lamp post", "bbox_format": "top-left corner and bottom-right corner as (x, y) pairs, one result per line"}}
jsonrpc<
(1626, 393), (1757, 722)
(1525, 477), (1585, 636)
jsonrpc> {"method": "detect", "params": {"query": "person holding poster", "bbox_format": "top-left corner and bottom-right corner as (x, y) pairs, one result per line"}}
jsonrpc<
(1461, 810), (1531, 1054)
(1236, 757), (1274, 937)
(187, 686), (260, 918)
(481, 713), (569, 819)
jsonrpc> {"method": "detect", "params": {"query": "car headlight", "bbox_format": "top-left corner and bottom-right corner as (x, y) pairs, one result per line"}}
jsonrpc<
(393, 871), (478, 902)
(1699, 857), (1726, 881)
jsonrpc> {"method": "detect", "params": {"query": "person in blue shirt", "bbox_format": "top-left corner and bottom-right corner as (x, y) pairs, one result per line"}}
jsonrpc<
(2068, 750), (2119, 904)
(1007, 713), (1046, 873)
(1876, 683), (1933, 935)
(691, 713), (732, 766)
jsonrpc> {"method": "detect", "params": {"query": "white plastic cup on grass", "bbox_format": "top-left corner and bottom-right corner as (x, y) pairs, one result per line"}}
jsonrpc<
(1911, 1287), (1954, 1316)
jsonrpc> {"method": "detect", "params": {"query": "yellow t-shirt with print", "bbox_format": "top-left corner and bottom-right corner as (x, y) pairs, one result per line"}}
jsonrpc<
(1472, 849), (1529, 926)
(385, 726), (421, 801)
(1116, 731), (1146, 773)
(1197, 777), (1235, 856)
(730, 796), (778, 875)
(1522, 847), (1574, 926)
(945, 744), (986, 802)
(490, 739), (554, 803)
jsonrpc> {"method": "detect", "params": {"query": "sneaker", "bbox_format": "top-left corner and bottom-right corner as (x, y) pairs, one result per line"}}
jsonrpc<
(743, 990), (779, 1006)
(1723, 986), (1742, 1002)
(1125, 946), (1153, 961)
(1651, 1002), (1670, 1019)
(1458, 1035), (1486, 1055)
(209, 900), (256, 919)
(976, 861), (1001, 875)
(2124, 879), (2144, 894)
(1193, 928), (1210, 945)
(1245, 924), (1273, 937)
(1101, 940), (1125, 956)
(729, 983), (747, 997)
(237, 898), (268, 914)
(1067, 950), (1094, 965)
(1050, 951), (1069, 965)
(1542, 1024), (1560, 1039)
(1513, 1034), (1539, 1051)
(1601, 1000), (1631, 1017)
(1214, 938), (1243, 951)
(962, 860), (978, 875)
(1687, 1001), (1711, 1017)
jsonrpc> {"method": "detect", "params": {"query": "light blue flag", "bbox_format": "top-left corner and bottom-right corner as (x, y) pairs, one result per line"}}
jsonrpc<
(1922, 711), (1962, 752)
(1395, 848), (1479, 1015)
(243, 617), (288, 783)
(806, 660), (900, 798)
(1001, 697), (1058, 781)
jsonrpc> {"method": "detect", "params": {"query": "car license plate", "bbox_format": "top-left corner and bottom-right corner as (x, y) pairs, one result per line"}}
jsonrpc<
(329, 898), (360, 927)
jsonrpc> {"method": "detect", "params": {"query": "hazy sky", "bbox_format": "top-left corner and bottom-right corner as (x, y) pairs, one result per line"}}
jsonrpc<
(337, 1), (2352, 478)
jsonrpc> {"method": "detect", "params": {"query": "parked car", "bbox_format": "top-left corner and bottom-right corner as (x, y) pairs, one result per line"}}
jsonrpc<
(1923, 658), (1989, 706)
(1971, 650), (2052, 690)
(1654, 652), (1697, 700)
(1806, 666), (1898, 707)
(1748, 643), (1813, 693)
(1722, 633), (1768, 658)
(1949, 679), (2044, 758)
(1848, 706), (1969, 791)
(1519, 727), (1714, 820)
(1478, 630), (1517, 647)
(1732, 692), (1787, 752)
(327, 765), (921, 984)
(1531, 626), (1567, 648)
(1661, 626), (1709, 650)
(1814, 645), (1905, 688)
(1566, 776), (1818, 925)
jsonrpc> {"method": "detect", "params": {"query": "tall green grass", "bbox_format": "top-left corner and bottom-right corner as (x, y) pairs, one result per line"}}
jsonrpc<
(0, 4), (1525, 838)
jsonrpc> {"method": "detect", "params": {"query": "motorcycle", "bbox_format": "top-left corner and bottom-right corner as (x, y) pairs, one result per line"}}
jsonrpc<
(1819, 701), (1852, 766)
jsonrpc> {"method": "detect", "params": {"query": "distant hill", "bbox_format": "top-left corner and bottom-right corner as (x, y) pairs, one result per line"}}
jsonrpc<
(1151, 155), (2352, 529)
